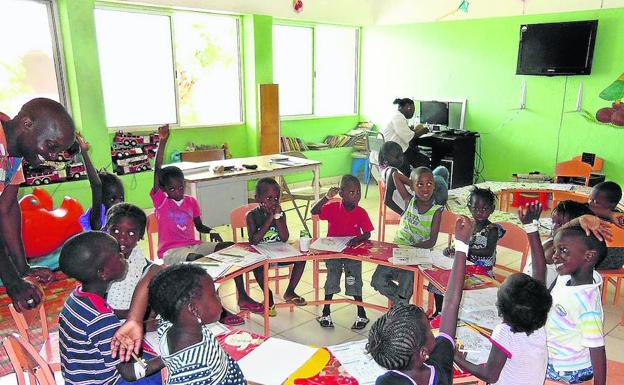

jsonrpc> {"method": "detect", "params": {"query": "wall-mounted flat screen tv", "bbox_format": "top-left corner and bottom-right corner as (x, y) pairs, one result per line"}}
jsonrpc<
(516, 20), (598, 76)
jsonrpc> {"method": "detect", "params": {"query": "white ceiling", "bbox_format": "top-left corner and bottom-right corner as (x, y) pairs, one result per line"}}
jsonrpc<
(115, 0), (624, 25)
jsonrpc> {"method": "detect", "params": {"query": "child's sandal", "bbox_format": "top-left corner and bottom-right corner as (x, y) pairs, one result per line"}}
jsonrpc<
(317, 315), (334, 328)
(351, 316), (369, 330)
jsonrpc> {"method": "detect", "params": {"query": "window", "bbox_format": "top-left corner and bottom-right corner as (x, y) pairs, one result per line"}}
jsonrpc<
(95, 8), (242, 128)
(0, 0), (67, 116)
(273, 24), (359, 117)
(273, 25), (313, 116)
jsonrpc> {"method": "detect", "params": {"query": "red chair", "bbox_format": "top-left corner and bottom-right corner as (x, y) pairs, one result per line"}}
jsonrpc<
(377, 182), (401, 242)
(146, 212), (158, 261)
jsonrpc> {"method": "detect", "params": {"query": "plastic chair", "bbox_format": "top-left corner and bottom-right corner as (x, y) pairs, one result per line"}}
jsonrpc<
(146, 212), (158, 261)
(8, 292), (60, 374)
(230, 204), (293, 296)
(3, 333), (57, 385)
(493, 222), (530, 281)
(554, 160), (592, 186)
(377, 182), (401, 242)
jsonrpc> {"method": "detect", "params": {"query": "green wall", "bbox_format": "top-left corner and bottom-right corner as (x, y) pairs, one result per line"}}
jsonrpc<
(21, 0), (356, 209)
(361, 8), (624, 184)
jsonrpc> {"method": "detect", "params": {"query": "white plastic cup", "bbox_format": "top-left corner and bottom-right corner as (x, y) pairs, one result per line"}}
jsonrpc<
(300, 237), (311, 252)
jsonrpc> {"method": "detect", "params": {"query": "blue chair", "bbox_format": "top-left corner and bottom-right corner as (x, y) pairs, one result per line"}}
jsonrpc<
(351, 154), (370, 184)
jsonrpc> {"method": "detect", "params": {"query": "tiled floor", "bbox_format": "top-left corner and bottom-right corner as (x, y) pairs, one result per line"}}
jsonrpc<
(2, 180), (624, 384)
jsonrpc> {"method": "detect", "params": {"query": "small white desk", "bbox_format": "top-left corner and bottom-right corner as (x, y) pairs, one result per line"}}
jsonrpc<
(172, 155), (321, 228)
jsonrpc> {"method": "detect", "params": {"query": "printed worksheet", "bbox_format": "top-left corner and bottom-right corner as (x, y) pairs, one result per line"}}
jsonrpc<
(310, 237), (354, 252)
(209, 247), (266, 268)
(252, 242), (301, 259)
(455, 326), (492, 365)
(328, 339), (386, 385)
(460, 308), (503, 332)
(390, 247), (436, 265)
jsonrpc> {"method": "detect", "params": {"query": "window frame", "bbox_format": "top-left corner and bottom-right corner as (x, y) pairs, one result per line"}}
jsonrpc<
(95, 3), (244, 132)
(2, 0), (71, 114)
(273, 20), (360, 120)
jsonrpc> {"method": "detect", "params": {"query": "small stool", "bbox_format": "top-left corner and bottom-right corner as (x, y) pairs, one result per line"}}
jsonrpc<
(351, 156), (370, 184)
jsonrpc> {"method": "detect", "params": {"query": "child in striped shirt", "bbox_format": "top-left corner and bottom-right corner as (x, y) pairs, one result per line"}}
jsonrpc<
(371, 167), (443, 304)
(522, 204), (608, 385)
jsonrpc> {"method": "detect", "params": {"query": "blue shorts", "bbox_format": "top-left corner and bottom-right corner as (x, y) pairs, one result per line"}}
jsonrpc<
(546, 363), (593, 384)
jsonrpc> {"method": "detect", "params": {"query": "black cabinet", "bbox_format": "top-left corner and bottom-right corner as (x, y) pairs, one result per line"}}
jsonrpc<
(416, 131), (478, 189)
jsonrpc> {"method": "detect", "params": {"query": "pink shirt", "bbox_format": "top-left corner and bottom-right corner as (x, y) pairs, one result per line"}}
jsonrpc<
(150, 188), (202, 257)
(320, 201), (374, 237)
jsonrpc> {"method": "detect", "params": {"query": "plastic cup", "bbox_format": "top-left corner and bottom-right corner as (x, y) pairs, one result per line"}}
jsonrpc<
(300, 237), (311, 252)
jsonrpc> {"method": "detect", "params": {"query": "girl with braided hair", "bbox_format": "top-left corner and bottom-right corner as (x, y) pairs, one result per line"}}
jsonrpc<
(367, 216), (473, 385)
(148, 264), (246, 385)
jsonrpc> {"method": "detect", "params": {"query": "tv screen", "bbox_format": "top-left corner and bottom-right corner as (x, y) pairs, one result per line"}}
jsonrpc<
(419, 101), (449, 126)
(516, 20), (598, 76)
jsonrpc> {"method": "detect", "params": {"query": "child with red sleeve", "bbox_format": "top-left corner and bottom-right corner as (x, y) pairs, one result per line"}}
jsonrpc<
(311, 175), (374, 330)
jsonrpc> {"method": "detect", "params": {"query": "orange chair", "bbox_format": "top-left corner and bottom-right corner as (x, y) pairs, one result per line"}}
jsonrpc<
(2, 333), (57, 385)
(572, 154), (603, 172)
(600, 225), (624, 313)
(439, 210), (459, 249)
(493, 222), (530, 281)
(377, 182), (401, 242)
(8, 293), (60, 374)
(146, 212), (158, 261)
(554, 160), (592, 186)
(230, 204), (293, 297)
(310, 198), (341, 301)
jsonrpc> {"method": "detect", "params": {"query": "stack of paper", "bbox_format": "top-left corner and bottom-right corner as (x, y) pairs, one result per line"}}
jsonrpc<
(390, 247), (436, 265)
(310, 237), (353, 252)
(238, 338), (318, 385)
(327, 339), (386, 385)
(210, 247), (267, 268)
(191, 260), (233, 279)
(252, 242), (301, 259)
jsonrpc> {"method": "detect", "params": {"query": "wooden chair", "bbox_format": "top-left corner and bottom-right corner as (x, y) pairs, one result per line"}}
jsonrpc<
(550, 190), (589, 211)
(3, 333), (57, 385)
(230, 204), (293, 296)
(310, 198), (341, 300)
(377, 182), (401, 242)
(493, 222), (530, 282)
(554, 160), (592, 186)
(8, 294), (60, 374)
(439, 210), (459, 249)
(600, 224), (624, 311)
(364, 130), (384, 198)
(146, 212), (158, 261)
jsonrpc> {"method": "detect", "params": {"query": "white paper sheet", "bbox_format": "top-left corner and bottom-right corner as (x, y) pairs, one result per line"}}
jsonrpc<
(210, 247), (267, 268)
(459, 287), (499, 311)
(455, 326), (492, 365)
(191, 261), (233, 279)
(252, 242), (301, 259)
(390, 247), (437, 265)
(238, 338), (318, 385)
(310, 237), (354, 252)
(327, 339), (386, 385)
(431, 254), (455, 270)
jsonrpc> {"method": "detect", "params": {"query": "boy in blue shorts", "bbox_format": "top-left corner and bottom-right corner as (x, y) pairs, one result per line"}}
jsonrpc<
(58, 232), (162, 385)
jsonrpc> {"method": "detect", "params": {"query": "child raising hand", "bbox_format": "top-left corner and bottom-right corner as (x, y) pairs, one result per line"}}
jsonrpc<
(367, 216), (473, 385)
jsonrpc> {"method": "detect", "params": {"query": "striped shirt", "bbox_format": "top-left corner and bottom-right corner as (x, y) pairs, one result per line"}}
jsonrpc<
(59, 287), (122, 385)
(158, 321), (245, 385)
(546, 271), (604, 372)
(394, 197), (442, 246)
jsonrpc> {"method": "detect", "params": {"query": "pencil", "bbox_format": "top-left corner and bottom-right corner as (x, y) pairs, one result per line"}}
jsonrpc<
(453, 362), (462, 373)
(131, 352), (147, 368)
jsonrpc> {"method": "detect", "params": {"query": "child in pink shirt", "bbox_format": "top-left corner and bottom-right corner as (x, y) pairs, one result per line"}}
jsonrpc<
(311, 175), (373, 330)
(152, 125), (263, 324)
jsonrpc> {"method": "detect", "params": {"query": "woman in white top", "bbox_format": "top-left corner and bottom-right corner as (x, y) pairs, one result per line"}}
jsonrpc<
(381, 98), (430, 175)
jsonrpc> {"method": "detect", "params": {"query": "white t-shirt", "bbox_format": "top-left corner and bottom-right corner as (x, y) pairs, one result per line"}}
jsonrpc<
(107, 247), (152, 310)
(546, 271), (604, 372)
(490, 323), (548, 385)
(381, 111), (413, 151)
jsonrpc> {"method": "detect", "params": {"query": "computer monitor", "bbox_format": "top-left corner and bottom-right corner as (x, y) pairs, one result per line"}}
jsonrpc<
(419, 101), (449, 127)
